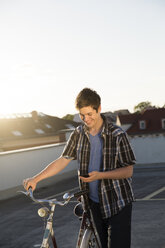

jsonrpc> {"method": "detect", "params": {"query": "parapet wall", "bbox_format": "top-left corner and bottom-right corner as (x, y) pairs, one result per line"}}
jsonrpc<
(0, 143), (78, 200)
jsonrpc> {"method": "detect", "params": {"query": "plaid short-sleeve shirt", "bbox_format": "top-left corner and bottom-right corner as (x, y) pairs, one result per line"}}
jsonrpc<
(62, 115), (136, 219)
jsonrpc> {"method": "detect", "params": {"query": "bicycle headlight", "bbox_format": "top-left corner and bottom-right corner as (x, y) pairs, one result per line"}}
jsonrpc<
(38, 207), (49, 217)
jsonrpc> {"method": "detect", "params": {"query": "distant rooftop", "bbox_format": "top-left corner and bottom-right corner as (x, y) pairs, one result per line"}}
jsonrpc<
(127, 108), (165, 135)
(0, 111), (79, 151)
(0, 112), (45, 119)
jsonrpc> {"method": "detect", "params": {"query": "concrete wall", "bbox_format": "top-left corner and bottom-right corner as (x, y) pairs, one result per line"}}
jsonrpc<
(0, 143), (78, 200)
(1, 132), (165, 200)
(130, 135), (165, 164)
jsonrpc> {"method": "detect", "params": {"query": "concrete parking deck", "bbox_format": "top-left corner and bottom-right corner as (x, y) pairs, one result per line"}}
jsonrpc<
(0, 163), (165, 248)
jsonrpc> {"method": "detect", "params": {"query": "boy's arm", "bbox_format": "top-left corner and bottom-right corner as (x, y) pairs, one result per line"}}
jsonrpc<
(23, 156), (72, 191)
(80, 165), (133, 182)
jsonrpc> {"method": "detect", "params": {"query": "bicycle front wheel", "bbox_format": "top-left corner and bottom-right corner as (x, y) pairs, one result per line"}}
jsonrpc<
(80, 228), (100, 248)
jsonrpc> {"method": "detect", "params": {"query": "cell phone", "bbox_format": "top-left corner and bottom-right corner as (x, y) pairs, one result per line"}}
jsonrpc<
(80, 174), (89, 178)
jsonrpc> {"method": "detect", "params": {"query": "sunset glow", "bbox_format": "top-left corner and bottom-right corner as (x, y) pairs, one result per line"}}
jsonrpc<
(0, 0), (165, 117)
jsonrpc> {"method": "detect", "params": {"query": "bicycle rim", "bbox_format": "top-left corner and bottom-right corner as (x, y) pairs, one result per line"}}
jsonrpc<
(80, 228), (100, 248)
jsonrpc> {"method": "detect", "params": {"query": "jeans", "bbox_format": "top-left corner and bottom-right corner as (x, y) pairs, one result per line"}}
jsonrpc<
(89, 199), (132, 248)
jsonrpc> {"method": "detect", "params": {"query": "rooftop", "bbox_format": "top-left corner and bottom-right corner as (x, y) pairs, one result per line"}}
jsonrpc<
(0, 111), (79, 151)
(127, 108), (165, 135)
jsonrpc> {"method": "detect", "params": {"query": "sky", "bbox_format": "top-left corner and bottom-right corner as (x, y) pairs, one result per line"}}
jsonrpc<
(0, 0), (165, 118)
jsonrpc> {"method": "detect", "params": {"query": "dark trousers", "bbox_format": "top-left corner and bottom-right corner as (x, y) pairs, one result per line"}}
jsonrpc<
(89, 199), (132, 248)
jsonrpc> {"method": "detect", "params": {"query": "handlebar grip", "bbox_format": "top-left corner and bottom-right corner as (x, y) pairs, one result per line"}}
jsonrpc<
(28, 186), (32, 192)
(74, 189), (89, 198)
(28, 187), (33, 197)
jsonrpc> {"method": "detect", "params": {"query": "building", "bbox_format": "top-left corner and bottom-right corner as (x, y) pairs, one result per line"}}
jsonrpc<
(0, 111), (79, 152)
(116, 113), (140, 131)
(117, 108), (165, 164)
(126, 108), (165, 136)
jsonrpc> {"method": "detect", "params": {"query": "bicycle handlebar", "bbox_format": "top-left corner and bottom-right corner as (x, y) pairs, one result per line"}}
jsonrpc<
(19, 188), (88, 206)
(73, 189), (89, 198)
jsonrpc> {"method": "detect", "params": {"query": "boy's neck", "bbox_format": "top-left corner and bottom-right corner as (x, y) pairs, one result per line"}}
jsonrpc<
(89, 116), (103, 136)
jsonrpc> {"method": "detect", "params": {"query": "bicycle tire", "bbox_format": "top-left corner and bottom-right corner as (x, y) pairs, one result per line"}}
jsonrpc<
(80, 228), (100, 248)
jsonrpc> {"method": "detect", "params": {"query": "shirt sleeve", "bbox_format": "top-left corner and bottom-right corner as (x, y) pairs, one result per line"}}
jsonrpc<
(61, 129), (78, 160)
(118, 132), (136, 167)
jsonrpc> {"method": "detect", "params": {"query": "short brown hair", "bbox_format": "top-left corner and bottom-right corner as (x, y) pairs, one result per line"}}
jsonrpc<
(75, 88), (101, 111)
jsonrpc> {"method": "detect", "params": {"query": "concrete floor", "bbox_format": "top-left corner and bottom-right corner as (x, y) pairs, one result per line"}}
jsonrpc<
(0, 163), (165, 248)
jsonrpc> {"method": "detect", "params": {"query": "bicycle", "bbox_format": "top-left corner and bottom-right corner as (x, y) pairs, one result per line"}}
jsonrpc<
(19, 188), (101, 248)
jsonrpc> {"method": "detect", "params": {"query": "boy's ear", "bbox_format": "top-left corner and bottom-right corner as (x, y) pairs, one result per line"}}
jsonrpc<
(98, 105), (101, 113)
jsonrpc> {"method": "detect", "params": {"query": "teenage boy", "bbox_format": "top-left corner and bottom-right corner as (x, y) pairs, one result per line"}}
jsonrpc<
(24, 88), (136, 248)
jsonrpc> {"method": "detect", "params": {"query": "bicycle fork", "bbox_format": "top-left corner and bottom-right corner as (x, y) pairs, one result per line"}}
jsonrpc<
(41, 204), (57, 248)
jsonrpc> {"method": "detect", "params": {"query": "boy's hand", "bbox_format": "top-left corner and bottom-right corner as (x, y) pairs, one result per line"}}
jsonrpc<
(23, 178), (37, 191)
(80, 171), (102, 182)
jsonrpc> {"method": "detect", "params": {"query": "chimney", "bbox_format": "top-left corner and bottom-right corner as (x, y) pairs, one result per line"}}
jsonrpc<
(31, 111), (38, 122)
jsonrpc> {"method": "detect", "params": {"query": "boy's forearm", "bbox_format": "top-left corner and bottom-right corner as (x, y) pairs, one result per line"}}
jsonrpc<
(100, 165), (133, 180)
(80, 165), (133, 183)
(33, 157), (71, 183)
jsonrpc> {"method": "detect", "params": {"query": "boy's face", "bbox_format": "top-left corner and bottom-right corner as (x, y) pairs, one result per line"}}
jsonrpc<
(79, 105), (101, 129)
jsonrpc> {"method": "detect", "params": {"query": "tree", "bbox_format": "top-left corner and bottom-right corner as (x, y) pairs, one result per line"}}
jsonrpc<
(134, 101), (152, 113)
(62, 114), (74, 121)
